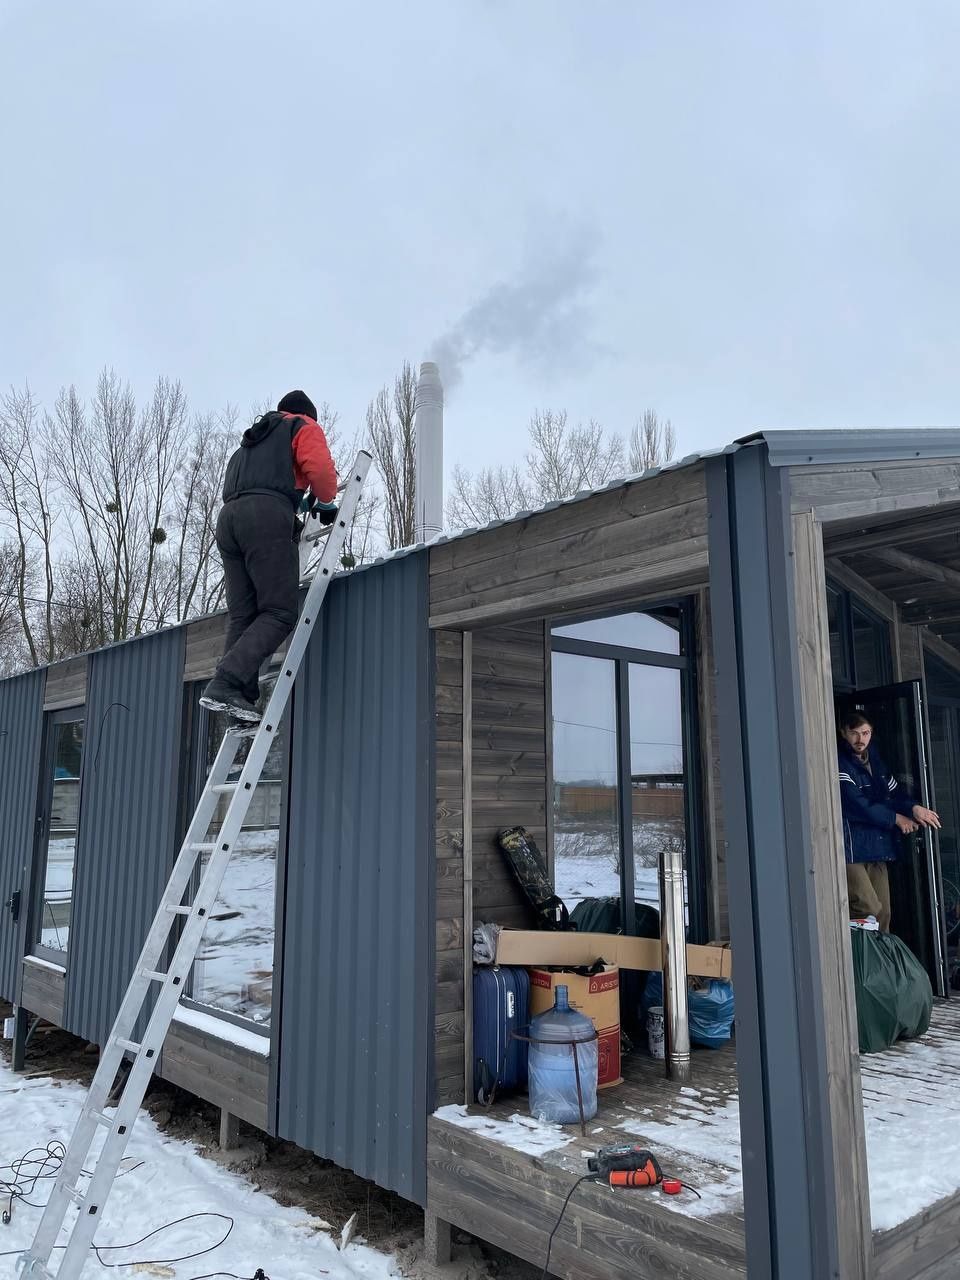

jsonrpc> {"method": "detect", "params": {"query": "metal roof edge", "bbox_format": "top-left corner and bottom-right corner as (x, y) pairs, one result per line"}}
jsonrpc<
(746, 427), (960, 468)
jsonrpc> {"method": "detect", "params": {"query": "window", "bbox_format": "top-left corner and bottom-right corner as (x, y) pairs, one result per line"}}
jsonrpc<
(553, 610), (681, 654)
(551, 602), (703, 940)
(188, 672), (289, 1025)
(552, 652), (621, 909)
(628, 664), (685, 914)
(826, 581), (892, 692)
(35, 710), (85, 955)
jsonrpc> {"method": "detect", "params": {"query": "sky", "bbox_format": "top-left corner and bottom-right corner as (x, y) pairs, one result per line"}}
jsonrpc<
(3, 1), (960, 482)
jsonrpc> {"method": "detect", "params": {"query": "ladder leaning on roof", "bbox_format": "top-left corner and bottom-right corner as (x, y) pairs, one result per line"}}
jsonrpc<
(20, 452), (373, 1280)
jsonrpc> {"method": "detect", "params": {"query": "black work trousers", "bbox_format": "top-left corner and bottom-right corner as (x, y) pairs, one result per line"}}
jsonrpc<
(215, 494), (299, 701)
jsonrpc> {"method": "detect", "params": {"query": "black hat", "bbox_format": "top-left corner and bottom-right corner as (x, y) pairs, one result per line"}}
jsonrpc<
(277, 389), (318, 420)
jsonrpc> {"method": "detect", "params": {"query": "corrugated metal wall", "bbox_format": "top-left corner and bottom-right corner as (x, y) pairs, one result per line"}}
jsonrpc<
(277, 552), (434, 1207)
(63, 628), (186, 1045)
(0, 669), (45, 1002)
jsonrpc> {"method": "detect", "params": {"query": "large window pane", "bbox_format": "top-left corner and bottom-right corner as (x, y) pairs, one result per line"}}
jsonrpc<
(552, 652), (620, 909)
(628, 665), (685, 912)
(191, 674), (287, 1024)
(851, 603), (891, 689)
(37, 718), (84, 953)
(553, 610), (681, 654)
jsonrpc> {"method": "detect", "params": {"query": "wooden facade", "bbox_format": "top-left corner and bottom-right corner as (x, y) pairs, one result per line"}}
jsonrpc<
(9, 432), (960, 1278)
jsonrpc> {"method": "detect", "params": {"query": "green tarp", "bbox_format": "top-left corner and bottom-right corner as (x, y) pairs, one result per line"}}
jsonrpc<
(850, 928), (933, 1054)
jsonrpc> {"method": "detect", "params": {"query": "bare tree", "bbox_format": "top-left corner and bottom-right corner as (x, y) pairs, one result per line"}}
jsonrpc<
(629, 410), (677, 473)
(0, 386), (58, 665)
(447, 408), (627, 530)
(366, 361), (417, 549)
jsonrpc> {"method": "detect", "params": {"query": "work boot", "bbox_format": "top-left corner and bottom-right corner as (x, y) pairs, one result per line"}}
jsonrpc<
(199, 677), (261, 723)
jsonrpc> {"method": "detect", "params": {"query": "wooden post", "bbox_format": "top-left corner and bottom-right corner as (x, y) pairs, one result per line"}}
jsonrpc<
(793, 511), (872, 1278)
(462, 632), (474, 1106)
(219, 1107), (241, 1150)
(11, 1006), (29, 1072)
(423, 1210), (453, 1266)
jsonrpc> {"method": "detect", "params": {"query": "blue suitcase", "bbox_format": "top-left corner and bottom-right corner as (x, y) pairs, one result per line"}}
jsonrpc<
(473, 965), (530, 1104)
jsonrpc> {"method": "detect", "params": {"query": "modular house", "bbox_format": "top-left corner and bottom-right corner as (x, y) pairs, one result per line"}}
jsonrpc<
(3, 429), (960, 1280)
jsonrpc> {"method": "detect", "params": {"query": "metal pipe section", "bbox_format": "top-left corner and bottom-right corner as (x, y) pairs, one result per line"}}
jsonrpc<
(414, 361), (444, 543)
(660, 838), (691, 1082)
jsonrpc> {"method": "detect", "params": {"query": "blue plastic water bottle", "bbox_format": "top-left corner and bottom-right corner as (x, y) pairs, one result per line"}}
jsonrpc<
(528, 984), (598, 1124)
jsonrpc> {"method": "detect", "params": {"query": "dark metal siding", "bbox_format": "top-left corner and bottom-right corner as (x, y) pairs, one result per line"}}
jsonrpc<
(63, 627), (186, 1045)
(0, 669), (45, 1001)
(277, 552), (433, 1206)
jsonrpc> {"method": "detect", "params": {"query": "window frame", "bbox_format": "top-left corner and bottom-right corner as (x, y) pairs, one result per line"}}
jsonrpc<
(826, 579), (894, 692)
(176, 670), (292, 1035)
(30, 704), (86, 966)
(549, 598), (708, 943)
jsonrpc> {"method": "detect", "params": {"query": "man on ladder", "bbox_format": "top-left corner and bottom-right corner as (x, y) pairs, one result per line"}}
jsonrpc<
(200, 389), (339, 727)
(21, 426), (371, 1280)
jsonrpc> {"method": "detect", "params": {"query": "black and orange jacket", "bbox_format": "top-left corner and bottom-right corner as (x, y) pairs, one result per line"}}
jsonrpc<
(222, 411), (337, 510)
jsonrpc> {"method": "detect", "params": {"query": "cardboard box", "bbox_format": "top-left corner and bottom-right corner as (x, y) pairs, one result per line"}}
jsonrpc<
(529, 965), (623, 1090)
(495, 930), (733, 981)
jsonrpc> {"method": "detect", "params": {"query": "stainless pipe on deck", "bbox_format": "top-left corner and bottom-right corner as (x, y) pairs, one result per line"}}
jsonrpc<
(660, 839), (691, 1082)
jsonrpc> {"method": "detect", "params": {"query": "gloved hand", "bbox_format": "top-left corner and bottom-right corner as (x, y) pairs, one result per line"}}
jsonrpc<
(312, 499), (338, 526)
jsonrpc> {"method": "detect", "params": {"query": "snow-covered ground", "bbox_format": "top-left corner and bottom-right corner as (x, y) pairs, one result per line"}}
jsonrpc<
(0, 1055), (398, 1280)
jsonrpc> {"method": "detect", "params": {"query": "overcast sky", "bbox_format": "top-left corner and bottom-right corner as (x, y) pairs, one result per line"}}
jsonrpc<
(3, 2), (959, 480)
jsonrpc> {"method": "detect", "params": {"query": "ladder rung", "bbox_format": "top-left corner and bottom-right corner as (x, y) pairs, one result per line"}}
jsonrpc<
(190, 842), (217, 852)
(164, 904), (192, 916)
(140, 969), (168, 983)
(114, 1038), (140, 1054)
(91, 1110), (114, 1128)
(65, 1186), (85, 1207)
(210, 783), (238, 793)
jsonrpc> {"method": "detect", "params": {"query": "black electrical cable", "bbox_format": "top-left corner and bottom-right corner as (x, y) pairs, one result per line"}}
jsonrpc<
(538, 1169), (703, 1277)
(540, 1173), (595, 1279)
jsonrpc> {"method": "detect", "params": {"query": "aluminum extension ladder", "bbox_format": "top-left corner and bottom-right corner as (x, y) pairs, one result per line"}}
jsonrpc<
(20, 452), (372, 1280)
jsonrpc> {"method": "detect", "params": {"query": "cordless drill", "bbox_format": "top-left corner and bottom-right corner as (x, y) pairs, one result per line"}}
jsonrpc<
(587, 1144), (664, 1187)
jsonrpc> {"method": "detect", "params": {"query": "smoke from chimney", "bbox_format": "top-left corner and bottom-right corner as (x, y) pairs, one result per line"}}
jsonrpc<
(430, 222), (600, 393)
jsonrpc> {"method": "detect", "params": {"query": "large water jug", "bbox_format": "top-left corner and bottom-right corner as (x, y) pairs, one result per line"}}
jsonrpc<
(528, 984), (598, 1124)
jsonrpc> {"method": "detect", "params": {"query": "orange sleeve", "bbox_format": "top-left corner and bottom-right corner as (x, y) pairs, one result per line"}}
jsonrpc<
(292, 420), (338, 504)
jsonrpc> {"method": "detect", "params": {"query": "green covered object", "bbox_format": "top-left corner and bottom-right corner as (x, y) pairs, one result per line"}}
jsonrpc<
(570, 896), (660, 938)
(850, 928), (933, 1054)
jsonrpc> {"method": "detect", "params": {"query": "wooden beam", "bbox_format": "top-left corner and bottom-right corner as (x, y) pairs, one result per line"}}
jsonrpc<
(874, 546), (960, 593)
(822, 504), (960, 557)
(824, 557), (898, 621)
(921, 627), (960, 674)
(900, 603), (960, 626)
(793, 512), (872, 1279)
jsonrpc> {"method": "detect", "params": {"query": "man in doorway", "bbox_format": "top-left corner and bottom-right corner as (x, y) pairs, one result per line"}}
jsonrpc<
(838, 710), (941, 932)
(200, 390), (338, 725)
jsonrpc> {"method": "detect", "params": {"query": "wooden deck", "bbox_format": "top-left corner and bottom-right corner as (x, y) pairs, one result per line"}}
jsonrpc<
(428, 1000), (960, 1279)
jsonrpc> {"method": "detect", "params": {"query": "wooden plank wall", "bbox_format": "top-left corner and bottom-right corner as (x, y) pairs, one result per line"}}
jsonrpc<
(435, 630), (466, 1105)
(20, 958), (66, 1025)
(158, 1023), (269, 1130)
(428, 464), (709, 630)
(42, 656), (86, 710)
(791, 459), (960, 526)
(183, 614), (227, 683)
(471, 622), (548, 928)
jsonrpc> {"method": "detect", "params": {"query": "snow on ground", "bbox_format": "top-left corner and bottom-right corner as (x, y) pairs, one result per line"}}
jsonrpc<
(0, 1055), (398, 1280)
(434, 1105), (576, 1156)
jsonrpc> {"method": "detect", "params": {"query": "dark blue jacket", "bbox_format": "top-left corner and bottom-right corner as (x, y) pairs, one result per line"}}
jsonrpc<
(838, 741), (915, 864)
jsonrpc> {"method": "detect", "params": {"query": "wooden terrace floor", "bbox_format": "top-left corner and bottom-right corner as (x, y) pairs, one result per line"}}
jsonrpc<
(428, 1000), (960, 1279)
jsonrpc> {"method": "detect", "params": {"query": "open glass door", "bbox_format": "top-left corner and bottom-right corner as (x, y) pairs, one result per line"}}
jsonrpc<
(837, 681), (949, 996)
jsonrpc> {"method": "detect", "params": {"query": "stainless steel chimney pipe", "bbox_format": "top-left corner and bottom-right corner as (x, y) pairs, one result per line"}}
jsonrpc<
(660, 838), (691, 1082)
